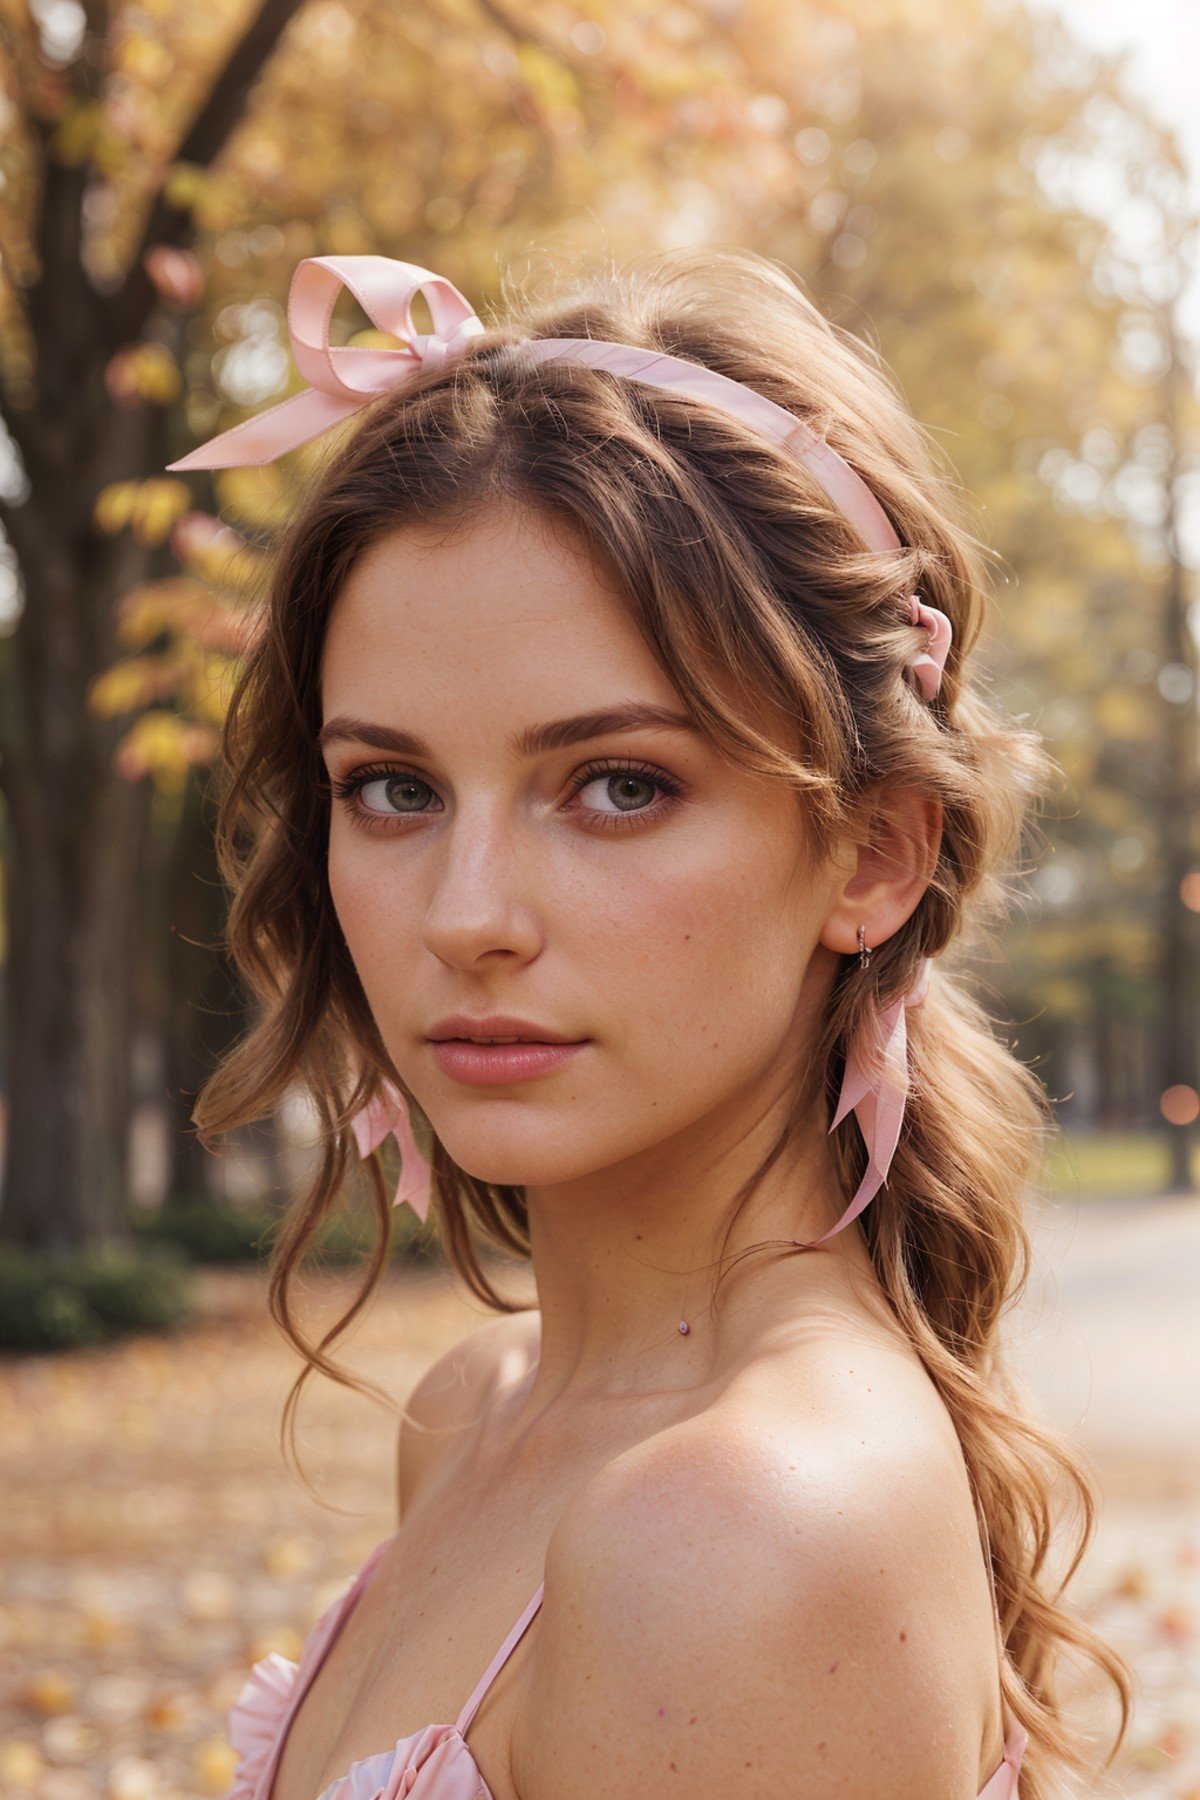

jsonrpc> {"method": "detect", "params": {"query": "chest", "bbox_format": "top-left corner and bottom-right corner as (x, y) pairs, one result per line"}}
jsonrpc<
(267, 1414), (647, 1800)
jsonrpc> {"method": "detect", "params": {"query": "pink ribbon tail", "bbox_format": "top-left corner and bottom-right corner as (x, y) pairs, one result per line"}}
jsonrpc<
(814, 958), (932, 1245)
(165, 386), (368, 471)
(907, 594), (953, 701)
(349, 1082), (433, 1224)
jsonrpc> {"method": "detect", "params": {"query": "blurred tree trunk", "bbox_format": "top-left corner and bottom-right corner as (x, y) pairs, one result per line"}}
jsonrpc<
(160, 771), (249, 1201)
(0, 389), (166, 1250)
(1, 715), (156, 1251)
(1092, 962), (1120, 1131)
(0, 0), (308, 1252)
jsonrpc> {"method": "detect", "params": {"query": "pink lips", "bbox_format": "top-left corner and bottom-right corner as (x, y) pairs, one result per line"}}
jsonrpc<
(425, 1012), (589, 1086)
(429, 1040), (588, 1085)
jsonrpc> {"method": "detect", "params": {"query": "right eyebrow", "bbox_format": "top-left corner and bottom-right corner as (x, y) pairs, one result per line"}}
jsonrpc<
(316, 701), (703, 760)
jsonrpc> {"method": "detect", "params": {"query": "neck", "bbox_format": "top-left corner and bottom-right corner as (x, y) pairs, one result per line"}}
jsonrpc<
(512, 1075), (870, 1419)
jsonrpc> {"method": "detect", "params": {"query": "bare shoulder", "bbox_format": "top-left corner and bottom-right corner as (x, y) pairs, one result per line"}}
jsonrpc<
(397, 1308), (540, 1517)
(513, 1336), (998, 1800)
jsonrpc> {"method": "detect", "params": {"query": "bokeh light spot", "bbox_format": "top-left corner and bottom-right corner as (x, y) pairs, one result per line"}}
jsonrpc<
(1160, 1085), (1200, 1126)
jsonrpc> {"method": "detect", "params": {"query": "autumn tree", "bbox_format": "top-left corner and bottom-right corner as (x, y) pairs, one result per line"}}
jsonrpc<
(0, 0), (311, 1250)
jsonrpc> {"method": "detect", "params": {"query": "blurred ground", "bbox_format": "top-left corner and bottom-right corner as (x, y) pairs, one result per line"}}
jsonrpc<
(1009, 1191), (1200, 1797)
(0, 1195), (1196, 1800)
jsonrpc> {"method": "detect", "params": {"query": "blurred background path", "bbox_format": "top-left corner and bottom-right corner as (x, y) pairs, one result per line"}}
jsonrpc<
(1011, 1191), (1200, 1797)
(1015, 1192), (1200, 1463)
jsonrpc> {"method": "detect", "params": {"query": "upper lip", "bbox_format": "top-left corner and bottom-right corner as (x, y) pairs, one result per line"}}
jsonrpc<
(426, 1013), (587, 1044)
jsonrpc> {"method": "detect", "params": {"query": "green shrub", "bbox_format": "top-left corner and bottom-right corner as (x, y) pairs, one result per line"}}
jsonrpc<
(0, 1254), (105, 1350)
(0, 1244), (196, 1352)
(311, 1201), (440, 1267)
(73, 1245), (194, 1331)
(133, 1196), (278, 1264)
(136, 1193), (441, 1269)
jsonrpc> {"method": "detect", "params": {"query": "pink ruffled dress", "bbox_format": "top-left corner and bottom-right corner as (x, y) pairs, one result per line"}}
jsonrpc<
(227, 1535), (1028, 1799)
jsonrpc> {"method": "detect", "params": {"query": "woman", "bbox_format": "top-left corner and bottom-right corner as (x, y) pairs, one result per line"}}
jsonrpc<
(176, 246), (1130, 1798)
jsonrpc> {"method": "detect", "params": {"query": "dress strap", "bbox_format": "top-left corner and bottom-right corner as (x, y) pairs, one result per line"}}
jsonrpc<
(455, 1580), (545, 1737)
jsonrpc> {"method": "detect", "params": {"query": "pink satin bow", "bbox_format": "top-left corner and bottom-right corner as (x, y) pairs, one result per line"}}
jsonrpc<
(810, 956), (932, 1245)
(166, 256), (486, 472)
(349, 1082), (433, 1224)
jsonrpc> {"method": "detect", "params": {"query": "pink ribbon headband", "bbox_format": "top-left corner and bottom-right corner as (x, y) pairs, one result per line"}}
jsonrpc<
(168, 259), (950, 697)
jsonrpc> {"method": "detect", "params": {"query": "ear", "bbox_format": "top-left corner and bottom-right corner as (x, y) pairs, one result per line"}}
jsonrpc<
(818, 785), (943, 959)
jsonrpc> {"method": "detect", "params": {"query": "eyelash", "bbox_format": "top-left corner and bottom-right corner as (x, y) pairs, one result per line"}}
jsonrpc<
(329, 757), (686, 836)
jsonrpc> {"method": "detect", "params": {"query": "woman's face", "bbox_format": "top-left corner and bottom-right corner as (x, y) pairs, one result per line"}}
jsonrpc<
(319, 499), (848, 1192)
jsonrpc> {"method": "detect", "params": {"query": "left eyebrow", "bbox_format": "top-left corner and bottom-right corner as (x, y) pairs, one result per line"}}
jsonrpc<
(316, 702), (702, 759)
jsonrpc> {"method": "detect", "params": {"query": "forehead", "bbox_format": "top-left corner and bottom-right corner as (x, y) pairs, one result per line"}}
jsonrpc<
(319, 502), (687, 728)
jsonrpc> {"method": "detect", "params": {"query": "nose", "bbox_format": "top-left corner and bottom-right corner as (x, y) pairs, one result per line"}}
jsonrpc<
(419, 799), (544, 969)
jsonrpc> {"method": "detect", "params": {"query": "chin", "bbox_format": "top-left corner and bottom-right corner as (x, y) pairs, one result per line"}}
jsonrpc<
(428, 1119), (633, 1192)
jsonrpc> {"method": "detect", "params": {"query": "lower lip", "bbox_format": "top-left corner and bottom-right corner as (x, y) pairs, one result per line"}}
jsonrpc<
(428, 1040), (589, 1085)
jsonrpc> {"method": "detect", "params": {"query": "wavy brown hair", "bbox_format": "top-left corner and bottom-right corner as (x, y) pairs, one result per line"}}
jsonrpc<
(194, 244), (1131, 1794)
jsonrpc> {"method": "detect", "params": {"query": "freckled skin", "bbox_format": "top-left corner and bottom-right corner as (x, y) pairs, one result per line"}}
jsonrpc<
(326, 517), (821, 1202)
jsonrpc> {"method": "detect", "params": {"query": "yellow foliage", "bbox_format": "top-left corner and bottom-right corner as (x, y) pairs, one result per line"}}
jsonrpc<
(94, 479), (190, 543)
(112, 710), (222, 790)
(88, 655), (180, 719)
(170, 513), (265, 593)
(118, 35), (173, 83)
(130, 478), (190, 545)
(162, 162), (211, 211)
(214, 463), (290, 531)
(130, 344), (182, 407)
(199, 174), (252, 233)
(513, 41), (583, 116)
(322, 210), (373, 255)
(114, 710), (191, 792)
(89, 665), (148, 719)
(1094, 688), (1152, 741)
(106, 342), (182, 407)
(1034, 976), (1079, 1014)
(186, 654), (241, 724)
(346, 327), (405, 351)
(194, 539), (264, 593)
(48, 99), (103, 166)
(92, 128), (132, 180)
(115, 577), (209, 648)
(93, 482), (140, 534)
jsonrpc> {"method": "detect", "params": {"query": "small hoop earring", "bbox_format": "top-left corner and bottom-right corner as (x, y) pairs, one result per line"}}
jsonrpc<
(858, 923), (872, 970)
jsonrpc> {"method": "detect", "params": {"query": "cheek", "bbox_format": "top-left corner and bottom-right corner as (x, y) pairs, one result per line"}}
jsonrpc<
(327, 833), (364, 939)
(326, 829), (414, 968)
(582, 846), (809, 1078)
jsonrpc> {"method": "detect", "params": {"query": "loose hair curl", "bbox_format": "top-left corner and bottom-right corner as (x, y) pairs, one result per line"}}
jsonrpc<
(194, 245), (1131, 1795)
